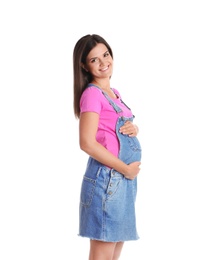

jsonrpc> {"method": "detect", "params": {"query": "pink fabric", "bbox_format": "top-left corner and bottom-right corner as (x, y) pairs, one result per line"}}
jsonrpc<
(80, 86), (133, 157)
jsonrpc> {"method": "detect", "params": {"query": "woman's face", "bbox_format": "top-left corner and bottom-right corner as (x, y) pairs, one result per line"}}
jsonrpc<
(84, 43), (113, 80)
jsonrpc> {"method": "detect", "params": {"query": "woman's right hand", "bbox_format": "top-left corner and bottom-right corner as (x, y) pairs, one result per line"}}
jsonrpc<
(124, 161), (141, 180)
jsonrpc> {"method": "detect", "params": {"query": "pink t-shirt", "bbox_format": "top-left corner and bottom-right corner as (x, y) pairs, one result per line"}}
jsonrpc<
(80, 86), (133, 157)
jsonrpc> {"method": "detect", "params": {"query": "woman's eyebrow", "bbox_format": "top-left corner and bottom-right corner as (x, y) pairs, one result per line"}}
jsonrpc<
(88, 56), (97, 61)
(88, 50), (109, 62)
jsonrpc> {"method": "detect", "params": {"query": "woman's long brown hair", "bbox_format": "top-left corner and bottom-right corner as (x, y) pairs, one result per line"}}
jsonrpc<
(73, 34), (113, 118)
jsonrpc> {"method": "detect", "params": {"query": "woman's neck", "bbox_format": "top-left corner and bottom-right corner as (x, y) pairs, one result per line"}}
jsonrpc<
(91, 80), (111, 91)
(91, 80), (117, 99)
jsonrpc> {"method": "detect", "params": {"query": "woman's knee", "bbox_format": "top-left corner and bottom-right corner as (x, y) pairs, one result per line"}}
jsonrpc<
(112, 242), (124, 260)
(89, 240), (116, 260)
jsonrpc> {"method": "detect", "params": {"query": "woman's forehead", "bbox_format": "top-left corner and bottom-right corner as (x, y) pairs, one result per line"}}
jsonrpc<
(87, 43), (108, 59)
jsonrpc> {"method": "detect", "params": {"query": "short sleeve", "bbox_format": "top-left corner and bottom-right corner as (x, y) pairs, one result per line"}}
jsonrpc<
(80, 87), (103, 114)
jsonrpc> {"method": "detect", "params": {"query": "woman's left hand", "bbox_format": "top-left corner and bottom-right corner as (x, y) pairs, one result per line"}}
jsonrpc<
(119, 121), (139, 137)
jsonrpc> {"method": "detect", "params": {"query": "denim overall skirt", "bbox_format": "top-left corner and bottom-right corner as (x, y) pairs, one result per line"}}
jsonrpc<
(79, 89), (142, 242)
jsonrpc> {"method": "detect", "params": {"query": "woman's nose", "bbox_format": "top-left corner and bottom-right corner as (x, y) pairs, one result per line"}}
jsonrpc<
(99, 59), (105, 65)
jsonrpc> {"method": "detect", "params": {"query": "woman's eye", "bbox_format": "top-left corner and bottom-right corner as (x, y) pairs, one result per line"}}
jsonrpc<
(91, 58), (98, 63)
(104, 52), (109, 57)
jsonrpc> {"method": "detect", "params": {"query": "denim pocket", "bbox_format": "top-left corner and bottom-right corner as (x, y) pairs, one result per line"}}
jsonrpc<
(80, 176), (96, 207)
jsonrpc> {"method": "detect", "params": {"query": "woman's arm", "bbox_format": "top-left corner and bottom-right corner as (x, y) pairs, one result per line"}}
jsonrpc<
(79, 112), (140, 179)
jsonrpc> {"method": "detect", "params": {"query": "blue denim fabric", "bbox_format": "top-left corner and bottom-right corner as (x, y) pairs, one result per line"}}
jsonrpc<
(78, 86), (142, 242)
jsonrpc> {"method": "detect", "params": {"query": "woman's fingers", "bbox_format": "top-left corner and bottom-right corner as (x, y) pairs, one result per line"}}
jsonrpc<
(119, 121), (138, 136)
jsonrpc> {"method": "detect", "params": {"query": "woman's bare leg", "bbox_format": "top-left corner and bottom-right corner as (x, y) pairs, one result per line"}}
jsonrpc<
(112, 242), (124, 260)
(89, 240), (116, 260)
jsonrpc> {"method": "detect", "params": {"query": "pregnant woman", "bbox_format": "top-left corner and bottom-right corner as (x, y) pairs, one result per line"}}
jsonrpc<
(73, 34), (142, 260)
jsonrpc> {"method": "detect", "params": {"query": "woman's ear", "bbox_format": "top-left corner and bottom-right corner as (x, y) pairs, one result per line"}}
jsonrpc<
(81, 63), (89, 72)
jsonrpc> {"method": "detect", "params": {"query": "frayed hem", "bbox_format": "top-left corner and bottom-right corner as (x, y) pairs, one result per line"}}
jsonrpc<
(78, 234), (140, 242)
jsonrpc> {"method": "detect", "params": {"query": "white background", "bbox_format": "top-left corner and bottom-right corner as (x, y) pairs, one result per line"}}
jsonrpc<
(0, 0), (199, 259)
